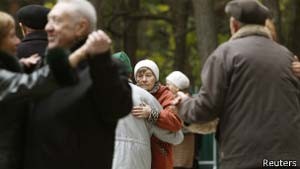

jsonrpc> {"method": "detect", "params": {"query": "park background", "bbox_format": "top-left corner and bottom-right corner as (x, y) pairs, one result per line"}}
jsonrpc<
(2, 0), (299, 91)
(1, 0), (299, 168)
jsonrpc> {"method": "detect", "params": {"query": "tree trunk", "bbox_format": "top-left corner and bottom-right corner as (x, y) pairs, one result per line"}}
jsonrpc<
(286, 0), (300, 56)
(291, 0), (300, 56)
(262, 0), (282, 43)
(7, 0), (19, 14)
(124, 0), (140, 64)
(192, 0), (217, 67)
(169, 0), (189, 72)
(89, 0), (103, 28)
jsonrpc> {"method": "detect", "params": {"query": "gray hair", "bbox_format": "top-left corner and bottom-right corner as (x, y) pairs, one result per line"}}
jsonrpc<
(57, 0), (97, 32)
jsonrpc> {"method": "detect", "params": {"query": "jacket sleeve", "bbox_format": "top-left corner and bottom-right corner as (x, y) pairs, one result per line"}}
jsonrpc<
(0, 66), (58, 102)
(0, 48), (79, 103)
(88, 51), (132, 124)
(178, 49), (227, 124)
(155, 90), (182, 132)
(151, 125), (184, 145)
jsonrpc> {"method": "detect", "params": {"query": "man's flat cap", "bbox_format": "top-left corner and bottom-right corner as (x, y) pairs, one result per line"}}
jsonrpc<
(17, 5), (50, 29)
(225, 0), (270, 25)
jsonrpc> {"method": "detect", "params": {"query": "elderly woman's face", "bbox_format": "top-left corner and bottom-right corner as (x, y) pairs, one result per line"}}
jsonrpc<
(136, 68), (156, 91)
(45, 3), (80, 49)
(0, 26), (20, 56)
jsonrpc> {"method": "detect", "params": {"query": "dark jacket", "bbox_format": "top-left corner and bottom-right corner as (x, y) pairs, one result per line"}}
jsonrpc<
(179, 25), (300, 169)
(0, 50), (60, 169)
(24, 42), (132, 169)
(16, 31), (48, 73)
(0, 51), (27, 169)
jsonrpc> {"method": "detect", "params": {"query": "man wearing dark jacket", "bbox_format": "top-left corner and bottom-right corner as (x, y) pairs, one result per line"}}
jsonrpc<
(0, 10), (100, 169)
(23, 0), (132, 169)
(16, 5), (50, 73)
(177, 0), (300, 169)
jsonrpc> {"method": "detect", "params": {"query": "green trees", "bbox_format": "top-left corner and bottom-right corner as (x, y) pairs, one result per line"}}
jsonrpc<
(1, 0), (300, 90)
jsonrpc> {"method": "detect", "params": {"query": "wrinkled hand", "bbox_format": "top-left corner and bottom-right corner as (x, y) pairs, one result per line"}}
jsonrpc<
(19, 53), (41, 68)
(292, 56), (300, 78)
(172, 96), (181, 106)
(82, 30), (112, 56)
(172, 91), (189, 105)
(131, 103), (152, 119)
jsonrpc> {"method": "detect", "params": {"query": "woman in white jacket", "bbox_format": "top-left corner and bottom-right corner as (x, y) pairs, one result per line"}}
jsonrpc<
(112, 52), (183, 169)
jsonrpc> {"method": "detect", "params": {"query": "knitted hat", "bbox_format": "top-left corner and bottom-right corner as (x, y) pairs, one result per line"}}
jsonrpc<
(225, 0), (270, 25)
(17, 5), (50, 29)
(134, 59), (159, 81)
(112, 51), (132, 73)
(166, 71), (190, 90)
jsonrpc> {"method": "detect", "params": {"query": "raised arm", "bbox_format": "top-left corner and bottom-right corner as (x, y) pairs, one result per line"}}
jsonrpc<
(178, 51), (225, 124)
(83, 30), (132, 123)
(0, 66), (57, 102)
(0, 47), (82, 103)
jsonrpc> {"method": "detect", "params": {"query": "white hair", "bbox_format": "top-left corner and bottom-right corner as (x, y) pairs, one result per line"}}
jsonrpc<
(57, 0), (97, 32)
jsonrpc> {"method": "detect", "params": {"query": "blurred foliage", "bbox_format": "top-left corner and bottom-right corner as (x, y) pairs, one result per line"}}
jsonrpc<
(0, 0), (298, 91)
(44, 0), (55, 9)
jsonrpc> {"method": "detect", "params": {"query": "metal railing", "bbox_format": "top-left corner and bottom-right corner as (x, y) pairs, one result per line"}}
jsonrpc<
(198, 134), (218, 169)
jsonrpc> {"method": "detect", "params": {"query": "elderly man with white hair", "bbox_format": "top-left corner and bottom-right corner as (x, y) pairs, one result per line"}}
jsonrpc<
(176, 0), (300, 169)
(23, 0), (132, 169)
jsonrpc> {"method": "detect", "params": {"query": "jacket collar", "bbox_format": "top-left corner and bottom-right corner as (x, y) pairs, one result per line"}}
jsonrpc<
(230, 25), (272, 41)
(22, 31), (48, 42)
(149, 82), (160, 94)
(45, 37), (88, 72)
(0, 51), (23, 72)
(70, 38), (87, 53)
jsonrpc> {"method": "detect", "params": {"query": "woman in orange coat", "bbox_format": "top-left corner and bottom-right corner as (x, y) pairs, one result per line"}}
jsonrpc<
(132, 59), (183, 169)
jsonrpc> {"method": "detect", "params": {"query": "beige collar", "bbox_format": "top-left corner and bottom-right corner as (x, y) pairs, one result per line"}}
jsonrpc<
(230, 25), (273, 41)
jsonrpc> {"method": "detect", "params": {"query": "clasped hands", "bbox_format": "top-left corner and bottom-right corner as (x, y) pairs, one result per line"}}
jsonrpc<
(69, 30), (112, 67)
